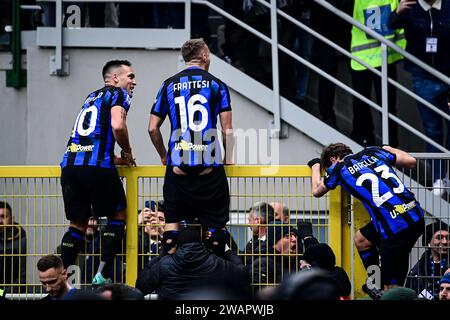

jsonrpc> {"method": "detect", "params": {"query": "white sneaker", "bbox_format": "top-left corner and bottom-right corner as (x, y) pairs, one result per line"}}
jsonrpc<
(432, 178), (449, 197)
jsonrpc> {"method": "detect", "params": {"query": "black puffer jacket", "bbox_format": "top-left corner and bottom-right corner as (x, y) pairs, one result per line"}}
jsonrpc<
(136, 242), (249, 300)
(0, 223), (27, 293)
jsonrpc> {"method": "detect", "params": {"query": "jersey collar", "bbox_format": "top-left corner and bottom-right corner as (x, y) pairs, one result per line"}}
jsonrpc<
(418, 0), (442, 11)
(185, 66), (203, 71)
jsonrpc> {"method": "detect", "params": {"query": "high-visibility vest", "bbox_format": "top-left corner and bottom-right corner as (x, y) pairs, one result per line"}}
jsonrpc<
(351, 0), (406, 71)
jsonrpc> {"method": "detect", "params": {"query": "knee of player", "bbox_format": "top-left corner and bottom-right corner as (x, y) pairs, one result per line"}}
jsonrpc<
(354, 231), (371, 251)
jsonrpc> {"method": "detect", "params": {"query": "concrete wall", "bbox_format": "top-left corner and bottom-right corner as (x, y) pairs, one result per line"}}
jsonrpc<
(0, 70), (27, 165)
(1, 47), (323, 166)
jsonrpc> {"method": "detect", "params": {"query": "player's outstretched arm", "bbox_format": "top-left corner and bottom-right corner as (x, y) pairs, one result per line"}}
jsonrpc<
(382, 145), (416, 168)
(308, 158), (329, 198)
(148, 114), (167, 165)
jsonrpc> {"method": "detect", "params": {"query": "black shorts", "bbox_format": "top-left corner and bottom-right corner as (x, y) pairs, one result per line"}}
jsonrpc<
(359, 221), (381, 247)
(163, 166), (230, 228)
(379, 219), (424, 286)
(61, 166), (127, 221)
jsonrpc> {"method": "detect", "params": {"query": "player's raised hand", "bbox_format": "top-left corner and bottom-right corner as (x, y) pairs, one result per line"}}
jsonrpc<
(307, 158), (322, 168)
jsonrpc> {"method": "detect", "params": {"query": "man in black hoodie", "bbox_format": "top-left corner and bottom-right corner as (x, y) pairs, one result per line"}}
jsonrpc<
(135, 227), (250, 300)
(297, 221), (351, 299)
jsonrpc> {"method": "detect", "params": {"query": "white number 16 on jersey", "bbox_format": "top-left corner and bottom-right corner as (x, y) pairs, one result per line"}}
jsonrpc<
(175, 94), (209, 133)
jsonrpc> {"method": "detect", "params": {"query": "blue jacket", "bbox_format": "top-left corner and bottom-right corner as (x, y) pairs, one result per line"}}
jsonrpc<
(388, 2), (450, 78)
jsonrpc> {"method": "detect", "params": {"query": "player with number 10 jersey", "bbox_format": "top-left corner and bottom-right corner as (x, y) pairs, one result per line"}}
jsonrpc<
(61, 86), (131, 169)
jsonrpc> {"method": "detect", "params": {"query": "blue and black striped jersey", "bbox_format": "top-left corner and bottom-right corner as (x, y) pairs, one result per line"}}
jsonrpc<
(151, 66), (231, 166)
(61, 86), (131, 169)
(324, 146), (423, 239)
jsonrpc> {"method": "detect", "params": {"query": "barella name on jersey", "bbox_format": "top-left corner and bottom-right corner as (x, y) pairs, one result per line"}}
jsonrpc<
(66, 143), (94, 153)
(173, 80), (210, 92)
(347, 156), (378, 174)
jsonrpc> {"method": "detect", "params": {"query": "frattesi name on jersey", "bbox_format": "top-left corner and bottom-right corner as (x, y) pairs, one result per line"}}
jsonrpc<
(173, 80), (210, 92)
(66, 143), (94, 153)
(347, 156), (378, 174)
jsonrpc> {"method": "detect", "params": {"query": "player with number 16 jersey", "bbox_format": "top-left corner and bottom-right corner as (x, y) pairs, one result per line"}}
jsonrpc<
(149, 39), (233, 256)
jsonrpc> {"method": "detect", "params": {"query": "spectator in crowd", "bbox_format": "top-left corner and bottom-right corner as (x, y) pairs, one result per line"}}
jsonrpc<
(388, 0), (450, 197)
(138, 200), (166, 271)
(349, 0), (404, 147)
(308, 0), (353, 127)
(292, 1), (313, 108)
(243, 202), (275, 265)
(406, 220), (449, 299)
(119, 2), (153, 28)
(37, 254), (77, 300)
(300, 243), (352, 299)
(297, 221), (351, 299)
(439, 273), (450, 300)
(231, 0), (271, 87)
(270, 201), (290, 223)
(149, 38), (233, 257)
(135, 227), (250, 300)
(0, 201), (27, 293)
(251, 221), (297, 290)
(309, 143), (424, 296)
(59, 60), (136, 286)
(222, 0), (245, 66)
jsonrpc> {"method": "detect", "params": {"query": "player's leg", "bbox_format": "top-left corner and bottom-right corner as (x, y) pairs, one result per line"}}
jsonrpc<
(90, 168), (127, 284)
(200, 167), (230, 257)
(355, 222), (380, 271)
(60, 219), (89, 269)
(160, 167), (184, 255)
(60, 166), (91, 269)
(94, 209), (126, 284)
(381, 218), (425, 290)
(356, 222), (384, 299)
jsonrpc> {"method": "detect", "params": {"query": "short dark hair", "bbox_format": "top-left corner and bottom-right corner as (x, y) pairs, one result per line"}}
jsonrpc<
(102, 60), (132, 80)
(320, 143), (353, 169)
(37, 254), (64, 272)
(181, 38), (207, 63)
(250, 202), (275, 223)
(0, 201), (12, 213)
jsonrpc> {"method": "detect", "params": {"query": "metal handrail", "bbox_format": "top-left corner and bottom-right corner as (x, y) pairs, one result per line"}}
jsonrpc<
(313, 0), (450, 86)
(31, 0), (450, 150)
(277, 7), (450, 123)
(192, 0), (450, 151)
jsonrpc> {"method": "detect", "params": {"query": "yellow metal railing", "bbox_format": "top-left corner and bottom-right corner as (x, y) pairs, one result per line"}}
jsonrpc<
(0, 165), (360, 297)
